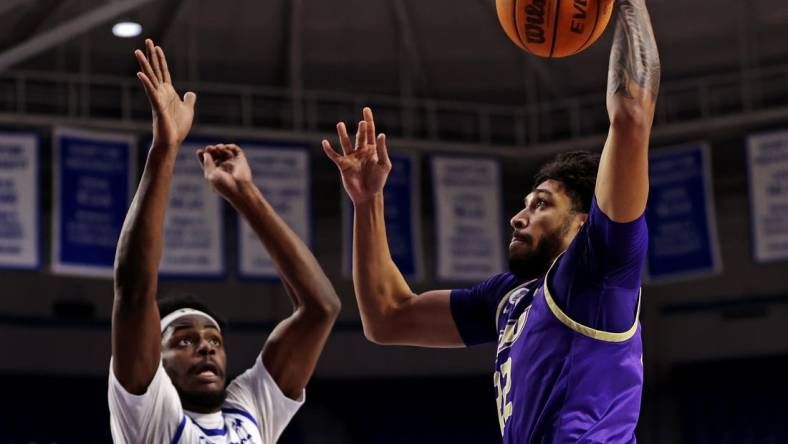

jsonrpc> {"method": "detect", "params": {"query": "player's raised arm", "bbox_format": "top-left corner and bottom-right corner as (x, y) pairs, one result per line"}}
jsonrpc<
(197, 144), (341, 400)
(322, 108), (464, 348)
(112, 39), (197, 394)
(597, 0), (660, 222)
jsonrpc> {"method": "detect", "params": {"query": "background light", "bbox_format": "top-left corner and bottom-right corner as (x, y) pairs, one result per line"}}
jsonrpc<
(112, 21), (142, 38)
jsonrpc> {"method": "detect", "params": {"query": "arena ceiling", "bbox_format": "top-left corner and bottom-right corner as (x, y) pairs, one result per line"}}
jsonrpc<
(1, 0), (788, 106)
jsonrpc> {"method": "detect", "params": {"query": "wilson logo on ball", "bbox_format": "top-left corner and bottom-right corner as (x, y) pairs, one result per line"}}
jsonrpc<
(496, 0), (614, 58)
(524, 0), (546, 44)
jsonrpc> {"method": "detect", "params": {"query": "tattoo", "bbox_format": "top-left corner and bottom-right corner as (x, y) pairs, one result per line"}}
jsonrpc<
(608, 0), (661, 101)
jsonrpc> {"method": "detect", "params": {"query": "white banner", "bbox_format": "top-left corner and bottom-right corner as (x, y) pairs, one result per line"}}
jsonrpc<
(238, 144), (310, 279)
(748, 131), (788, 263)
(159, 141), (225, 277)
(432, 156), (504, 282)
(0, 133), (39, 269)
(52, 127), (137, 278)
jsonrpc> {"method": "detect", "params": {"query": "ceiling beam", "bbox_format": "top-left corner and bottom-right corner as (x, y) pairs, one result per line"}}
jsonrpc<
(123, 0), (185, 74)
(146, 0), (185, 45)
(0, 0), (159, 73)
(0, 0), (62, 51)
(0, 0), (36, 17)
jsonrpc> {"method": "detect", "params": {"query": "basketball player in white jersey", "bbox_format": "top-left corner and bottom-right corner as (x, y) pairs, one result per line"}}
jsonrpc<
(108, 39), (341, 444)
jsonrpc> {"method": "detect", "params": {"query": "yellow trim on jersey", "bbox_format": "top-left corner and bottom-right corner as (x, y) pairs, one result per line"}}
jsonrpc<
(543, 253), (641, 343)
(495, 279), (536, 324)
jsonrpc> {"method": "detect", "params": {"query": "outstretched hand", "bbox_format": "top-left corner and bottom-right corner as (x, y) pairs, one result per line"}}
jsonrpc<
(197, 144), (253, 201)
(135, 39), (196, 148)
(322, 107), (391, 205)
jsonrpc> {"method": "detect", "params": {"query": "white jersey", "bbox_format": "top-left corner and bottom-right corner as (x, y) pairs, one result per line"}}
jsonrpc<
(108, 354), (304, 444)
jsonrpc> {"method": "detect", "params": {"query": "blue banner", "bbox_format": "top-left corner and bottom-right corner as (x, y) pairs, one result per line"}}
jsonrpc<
(646, 143), (721, 281)
(52, 128), (136, 277)
(343, 153), (422, 279)
(0, 133), (39, 270)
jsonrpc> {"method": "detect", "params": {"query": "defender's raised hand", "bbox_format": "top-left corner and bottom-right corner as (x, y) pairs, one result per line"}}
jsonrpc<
(135, 39), (196, 148)
(113, 39), (198, 398)
(322, 107), (391, 205)
(197, 141), (341, 401)
(197, 144), (253, 201)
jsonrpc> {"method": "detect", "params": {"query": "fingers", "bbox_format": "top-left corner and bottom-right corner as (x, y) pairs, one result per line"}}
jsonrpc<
(201, 149), (217, 176)
(146, 39), (163, 83)
(134, 49), (159, 89)
(136, 72), (163, 112)
(156, 46), (172, 84)
(202, 144), (239, 163)
(355, 121), (367, 150)
(376, 133), (391, 166)
(183, 91), (197, 109)
(337, 122), (353, 155)
(321, 140), (341, 165)
(363, 107), (376, 145)
(206, 145), (228, 163)
(225, 144), (241, 156)
(136, 72), (155, 97)
(197, 145), (235, 171)
(216, 144), (241, 163)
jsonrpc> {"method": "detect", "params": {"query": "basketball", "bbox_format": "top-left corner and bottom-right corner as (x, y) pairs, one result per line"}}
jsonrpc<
(496, 0), (615, 58)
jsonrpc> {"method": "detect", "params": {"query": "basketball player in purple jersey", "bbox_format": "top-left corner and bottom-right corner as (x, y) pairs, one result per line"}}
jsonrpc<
(321, 0), (659, 441)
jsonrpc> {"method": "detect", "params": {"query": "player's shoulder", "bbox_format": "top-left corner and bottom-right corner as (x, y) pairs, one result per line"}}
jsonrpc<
(587, 196), (648, 230)
(476, 272), (523, 297)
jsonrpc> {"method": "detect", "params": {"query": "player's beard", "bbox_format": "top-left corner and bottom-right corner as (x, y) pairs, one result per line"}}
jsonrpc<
(175, 383), (228, 413)
(508, 218), (572, 281)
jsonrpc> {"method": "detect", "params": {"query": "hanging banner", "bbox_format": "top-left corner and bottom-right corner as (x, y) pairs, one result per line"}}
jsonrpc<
(159, 140), (225, 278)
(238, 143), (311, 279)
(0, 133), (39, 270)
(342, 153), (423, 280)
(747, 131), (788, 263)
(432, 156), (504, 282)
(646, 143), (722, 282)
(52, 127), (136, 277)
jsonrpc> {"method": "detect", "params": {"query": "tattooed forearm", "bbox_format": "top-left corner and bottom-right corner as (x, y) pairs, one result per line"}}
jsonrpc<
(607, 0), (661, 101)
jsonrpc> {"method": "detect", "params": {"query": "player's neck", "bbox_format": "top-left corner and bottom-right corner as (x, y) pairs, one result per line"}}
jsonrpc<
(184, 408), (225, 429)
(183, 404), (222, 414)
(177, 391), (227, 414)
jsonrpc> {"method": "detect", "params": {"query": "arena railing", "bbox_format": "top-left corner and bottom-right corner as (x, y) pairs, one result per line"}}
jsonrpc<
(0, 63), (787, 149)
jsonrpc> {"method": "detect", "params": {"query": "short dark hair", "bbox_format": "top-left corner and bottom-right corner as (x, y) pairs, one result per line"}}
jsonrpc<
(157, 293), (227, 331)
(533, 151), (600, 213)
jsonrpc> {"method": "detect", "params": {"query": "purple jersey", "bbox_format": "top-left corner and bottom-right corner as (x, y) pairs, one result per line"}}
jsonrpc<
(451, 199), (647, 443)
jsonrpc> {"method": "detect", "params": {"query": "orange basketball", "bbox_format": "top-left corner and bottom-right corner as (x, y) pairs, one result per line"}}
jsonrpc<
(496, 0), (615, 58)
